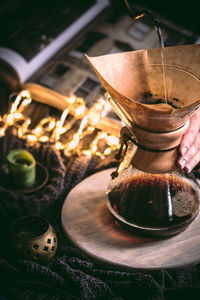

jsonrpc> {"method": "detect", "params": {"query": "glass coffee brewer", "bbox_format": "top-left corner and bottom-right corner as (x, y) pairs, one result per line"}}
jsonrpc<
(86, 44), (200, 237)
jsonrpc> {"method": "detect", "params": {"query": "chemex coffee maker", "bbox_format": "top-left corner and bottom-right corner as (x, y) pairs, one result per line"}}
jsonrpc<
(86, 43), (200, 237)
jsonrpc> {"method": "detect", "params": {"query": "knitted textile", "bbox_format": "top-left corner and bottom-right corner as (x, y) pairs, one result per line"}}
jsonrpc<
(0, 133), (200, 300)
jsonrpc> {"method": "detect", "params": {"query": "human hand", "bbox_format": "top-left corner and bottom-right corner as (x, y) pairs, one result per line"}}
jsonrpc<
(177, 108), (200, 173)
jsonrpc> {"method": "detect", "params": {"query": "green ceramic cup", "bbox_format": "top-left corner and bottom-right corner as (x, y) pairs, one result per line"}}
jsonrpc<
(7, 149), (36, 188)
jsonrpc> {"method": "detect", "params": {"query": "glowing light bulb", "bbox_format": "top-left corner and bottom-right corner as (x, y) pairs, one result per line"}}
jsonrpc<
(82, 150), (92, 158)
(21, 90), (30, 98)
(90, 114), (100, 126)
(39, 136), (49, 142)
(13, 112), (22, 119)
(7, 114), (14, 124)
(75, 105), (85, 117)
(106, 135), (119, 146)
(26, 135), (37, 142)
(68, 96), (76, 104)
(55, 142), (64, 150)
(33, 127), (42, 135)
(104, 147), (112, 155)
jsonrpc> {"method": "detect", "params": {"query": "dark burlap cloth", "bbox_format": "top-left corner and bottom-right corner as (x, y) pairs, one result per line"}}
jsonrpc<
(0, 133), (200, 300)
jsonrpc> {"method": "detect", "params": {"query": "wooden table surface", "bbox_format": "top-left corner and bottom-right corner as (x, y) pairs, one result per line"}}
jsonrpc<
(61, 168), (200, 271)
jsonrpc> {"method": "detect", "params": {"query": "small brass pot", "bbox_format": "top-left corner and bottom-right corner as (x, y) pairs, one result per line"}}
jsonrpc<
(11, 216), (58, 264)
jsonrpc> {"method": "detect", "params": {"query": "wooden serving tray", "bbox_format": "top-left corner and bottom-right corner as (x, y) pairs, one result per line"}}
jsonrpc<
(61, 168), (200, 271)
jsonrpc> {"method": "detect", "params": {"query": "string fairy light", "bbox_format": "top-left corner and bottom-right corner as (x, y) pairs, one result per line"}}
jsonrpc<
(50, 96), (75, 143)
(65, 115), (89, 154)
(0, 90), (32, 137)
(0, 90), (120, 159)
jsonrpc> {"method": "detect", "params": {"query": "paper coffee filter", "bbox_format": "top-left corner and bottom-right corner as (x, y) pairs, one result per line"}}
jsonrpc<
(86, 44), (200, 132)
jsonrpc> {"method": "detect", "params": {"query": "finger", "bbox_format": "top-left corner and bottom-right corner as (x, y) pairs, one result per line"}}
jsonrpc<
(178, 138), (200, 172)
(179, 108), (200, 154)
(179, 120), (199, 156)
(184, 151), (200, 173)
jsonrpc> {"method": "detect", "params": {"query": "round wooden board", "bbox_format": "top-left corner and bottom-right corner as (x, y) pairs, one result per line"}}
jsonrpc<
(61, 168), (200, 271)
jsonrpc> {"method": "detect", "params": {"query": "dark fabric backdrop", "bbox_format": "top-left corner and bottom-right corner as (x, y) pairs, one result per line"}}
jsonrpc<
(0, 132), (200, 300)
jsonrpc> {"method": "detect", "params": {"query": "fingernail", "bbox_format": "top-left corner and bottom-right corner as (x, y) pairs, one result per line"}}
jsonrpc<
(184, 165), (191, 173)
(181, 146), (188, 156)
(178, 159), (187, 169)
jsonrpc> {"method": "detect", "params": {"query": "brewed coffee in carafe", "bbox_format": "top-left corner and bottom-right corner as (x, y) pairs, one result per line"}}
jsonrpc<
(106, 157), (199, 236)
(86, 43), (200, 237)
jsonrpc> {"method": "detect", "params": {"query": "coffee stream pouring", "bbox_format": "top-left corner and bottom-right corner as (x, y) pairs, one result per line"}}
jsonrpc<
(86, 21), (200, 236)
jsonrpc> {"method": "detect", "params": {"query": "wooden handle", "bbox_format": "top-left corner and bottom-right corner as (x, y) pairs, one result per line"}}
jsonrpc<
(132, 121), (190, 173)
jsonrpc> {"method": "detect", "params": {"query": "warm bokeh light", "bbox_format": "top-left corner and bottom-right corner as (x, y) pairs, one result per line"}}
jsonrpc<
(39, 136), (49, 143)
(0, 90), (120, 159)
(26, 134), (37, 142)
